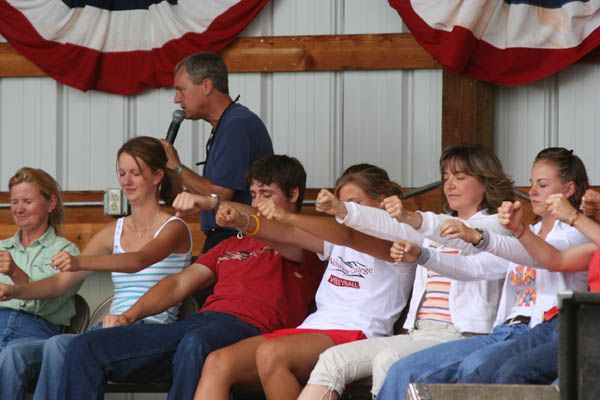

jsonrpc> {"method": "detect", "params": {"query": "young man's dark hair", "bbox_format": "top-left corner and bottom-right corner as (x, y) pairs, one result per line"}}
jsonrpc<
(246, 155), (306, 212)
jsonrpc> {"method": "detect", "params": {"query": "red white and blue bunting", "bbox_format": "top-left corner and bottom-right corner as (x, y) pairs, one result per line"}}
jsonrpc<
(389, 0), (600, 85)
(0, 0), (269, 94)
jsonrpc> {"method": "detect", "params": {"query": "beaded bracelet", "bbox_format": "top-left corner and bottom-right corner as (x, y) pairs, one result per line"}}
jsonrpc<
(240, 213), (251, 231)
(236, 213), (252, 239)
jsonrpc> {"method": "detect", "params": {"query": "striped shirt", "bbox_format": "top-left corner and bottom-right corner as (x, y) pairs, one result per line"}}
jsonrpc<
(416, 270), (453, 323)
(416, 242), (459, 324)
(109, 216), (192, 324)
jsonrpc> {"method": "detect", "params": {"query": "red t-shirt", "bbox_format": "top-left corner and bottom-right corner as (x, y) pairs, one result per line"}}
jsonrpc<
(197, 236), (323, 333)
(588, 248), (600, 292)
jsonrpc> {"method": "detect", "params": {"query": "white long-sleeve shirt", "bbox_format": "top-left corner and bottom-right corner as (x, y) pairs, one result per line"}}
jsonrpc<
(339, 202), (510, 255)
(416, 209), (511, 254)
(481, 220), (589, 327)
(339, 203), (507, 334)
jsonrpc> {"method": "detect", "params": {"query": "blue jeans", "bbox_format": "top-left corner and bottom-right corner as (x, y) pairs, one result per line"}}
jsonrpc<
(32, 334), (77, 400)
(58, 311), (260, 400)
(377, 322), (530, 400)
(0, 309), (62, 351)
(34, 324), (105, 400)
(0, 310), (62, 400)
(491, 319), (558, 384)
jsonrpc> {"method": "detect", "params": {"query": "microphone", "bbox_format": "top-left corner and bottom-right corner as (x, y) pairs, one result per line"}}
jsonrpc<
(165, 110), (185, 144)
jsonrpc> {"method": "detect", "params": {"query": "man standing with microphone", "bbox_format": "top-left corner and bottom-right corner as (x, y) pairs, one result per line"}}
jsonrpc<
(161, 52), (273, 252)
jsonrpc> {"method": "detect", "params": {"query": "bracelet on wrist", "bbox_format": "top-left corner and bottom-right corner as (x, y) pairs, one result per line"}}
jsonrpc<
(567, 211), (580, 226)
(245, 214), (261, 236)
(240, 213), (251, 231)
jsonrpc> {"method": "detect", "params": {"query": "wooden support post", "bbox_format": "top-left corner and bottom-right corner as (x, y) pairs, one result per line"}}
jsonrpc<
(441, 69), (494, 149)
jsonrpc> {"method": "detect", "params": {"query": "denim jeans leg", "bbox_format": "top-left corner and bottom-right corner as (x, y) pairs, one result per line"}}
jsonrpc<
(495, 339), (558, 384)
(58, 312), (261, 400)
(457, 323), (531, 382)
(459, 319), (557, 384)
(493, 320), (559, 384)
(0, 338), (46, 400)
(0, 310), (62, 351)
(33, 334), (77, 400)
(376, 333), (500, 400)
(168, 311), (260, 400)
(58, 317), (196, 400)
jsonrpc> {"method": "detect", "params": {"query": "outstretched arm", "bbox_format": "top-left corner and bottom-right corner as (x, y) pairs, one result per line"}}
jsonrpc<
(0, 270), (90, 301)
(104, 263), (215, 327)
(0, 238), (84, 300)
(216, 202), (322, 262)
(390, 239), (508, 281)
(546, 193), (600, 247)
(173, 191), (324, 261)
(256, 199), (396, 262)
(51, 218), (190, 273)
(483, 200), (594, 272)
(316, 189), (424, 243)
(381, 195), (424, 230)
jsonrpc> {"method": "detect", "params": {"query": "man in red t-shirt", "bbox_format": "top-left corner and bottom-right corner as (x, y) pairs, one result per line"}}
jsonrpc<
(58, 155), (323, 400)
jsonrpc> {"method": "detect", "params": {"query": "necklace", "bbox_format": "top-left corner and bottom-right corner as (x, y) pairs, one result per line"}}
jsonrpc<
(129, 211), (161, 238)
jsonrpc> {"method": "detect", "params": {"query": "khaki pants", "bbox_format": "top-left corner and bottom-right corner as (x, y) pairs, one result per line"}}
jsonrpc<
(307, 320), (475, 396)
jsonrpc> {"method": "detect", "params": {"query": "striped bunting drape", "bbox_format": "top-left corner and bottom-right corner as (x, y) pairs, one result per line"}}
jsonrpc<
(0, 0), (269, 94)
(389, 0), (600, 85)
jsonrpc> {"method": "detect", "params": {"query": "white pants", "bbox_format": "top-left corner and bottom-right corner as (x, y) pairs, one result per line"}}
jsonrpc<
(307, 320), (475, 396)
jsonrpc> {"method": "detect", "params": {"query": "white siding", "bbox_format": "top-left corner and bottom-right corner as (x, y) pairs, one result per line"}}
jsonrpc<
(1, 0), (433, 191)
(2, 1), (600, 398)
(495, 64), (600, 185)
(4, 1), (598, 190)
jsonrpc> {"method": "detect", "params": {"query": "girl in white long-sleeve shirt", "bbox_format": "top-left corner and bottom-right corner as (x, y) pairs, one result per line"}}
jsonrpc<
(299, 144), (515, 400)
(377, 147), (590, 400)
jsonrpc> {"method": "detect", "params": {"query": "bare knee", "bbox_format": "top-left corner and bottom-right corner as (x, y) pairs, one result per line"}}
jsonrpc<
(256, 341), (287, 377)
(202, 348), (238, 384)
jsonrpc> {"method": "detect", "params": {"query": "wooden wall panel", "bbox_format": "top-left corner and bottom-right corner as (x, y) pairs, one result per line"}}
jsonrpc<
(0, 188), (542, 256)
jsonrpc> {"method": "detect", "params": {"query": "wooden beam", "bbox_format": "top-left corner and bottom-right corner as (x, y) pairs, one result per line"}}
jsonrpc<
(441, 69), (494, 149)
(0, 43), (44, 77)
(221, 34), (438, 72)
(1, 187), (546, 255)
(0, 34), (438, 78)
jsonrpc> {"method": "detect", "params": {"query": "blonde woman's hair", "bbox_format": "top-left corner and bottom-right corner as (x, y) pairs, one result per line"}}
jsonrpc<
(9, 167), (64, 231)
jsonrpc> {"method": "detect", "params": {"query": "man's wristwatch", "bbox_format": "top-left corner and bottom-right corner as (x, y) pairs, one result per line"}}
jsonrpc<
(173, 164), (184, 174)
(210, 193), (222, 212)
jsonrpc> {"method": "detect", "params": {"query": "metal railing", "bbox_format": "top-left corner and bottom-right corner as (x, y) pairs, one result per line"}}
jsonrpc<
(402, 181), (530, 202)
(0, 201), (103, 209)
(0, 185), (530, 209)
